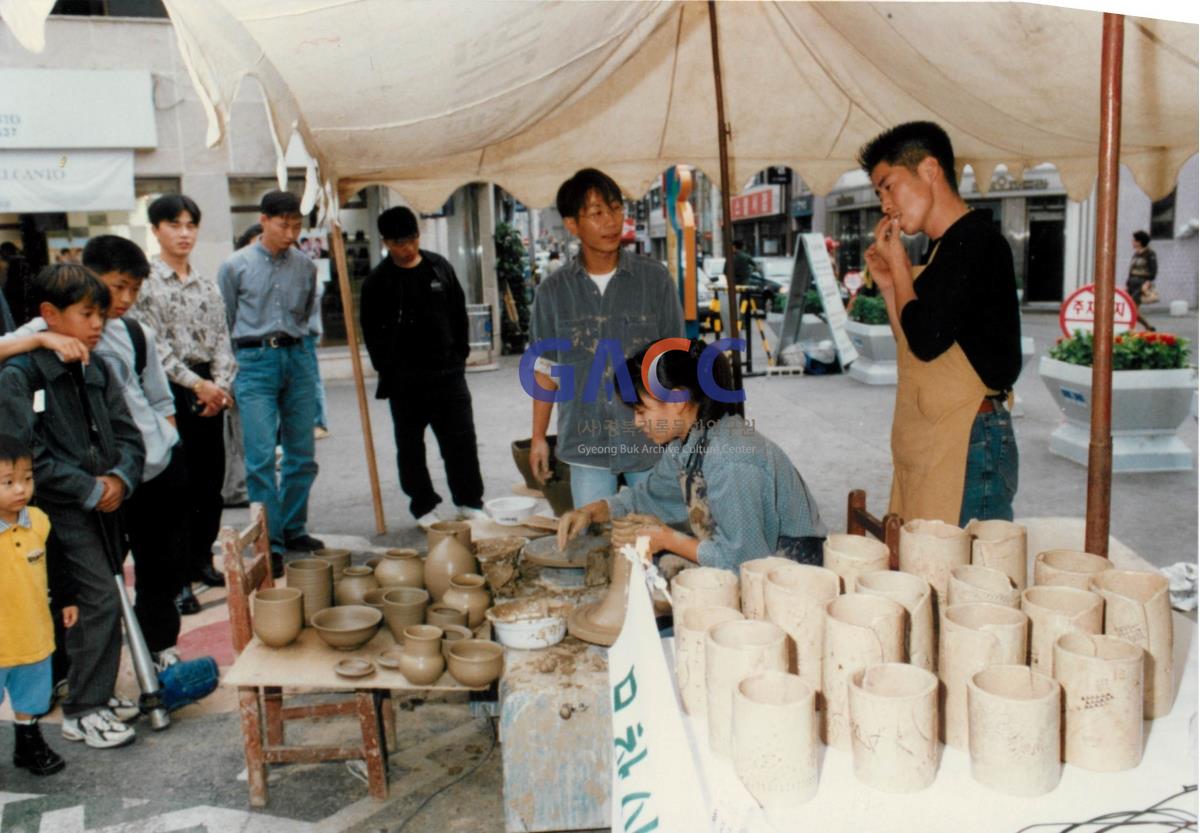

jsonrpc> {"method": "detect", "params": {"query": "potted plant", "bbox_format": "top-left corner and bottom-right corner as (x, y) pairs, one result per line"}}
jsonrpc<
(845, 293), (897, 385)
(1039, 331), (1195, 472)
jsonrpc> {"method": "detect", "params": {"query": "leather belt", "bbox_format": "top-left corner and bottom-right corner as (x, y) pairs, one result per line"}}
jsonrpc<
(978, 394), (1008, 414)
(235, 334), (301, 349)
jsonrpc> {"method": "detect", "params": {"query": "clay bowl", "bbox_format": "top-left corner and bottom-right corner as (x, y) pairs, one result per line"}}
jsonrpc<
(441, 624), (475, 660)
(447, 639), (505, 687)
(252, 587), (304, 648)
(311, 605), (382, 651)
(381, 587), (430, 641)
(427, 603), (469, 629)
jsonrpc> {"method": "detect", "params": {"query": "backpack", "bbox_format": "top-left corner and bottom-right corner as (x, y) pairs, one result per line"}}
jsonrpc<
(123, 316), (147, 378)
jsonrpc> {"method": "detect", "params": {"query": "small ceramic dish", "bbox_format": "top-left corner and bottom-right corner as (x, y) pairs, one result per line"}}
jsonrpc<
(484, 496), (538, 526)
(334, 658), (375, 678)
(376, 648), (405, 670)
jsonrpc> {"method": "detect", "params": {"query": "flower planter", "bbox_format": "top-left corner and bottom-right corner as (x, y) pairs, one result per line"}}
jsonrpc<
(1010, 336), (1036, 418)
(846, 320), (897, 385)
(1038, 356), (1196, 472)
(798, 313), (830, 344)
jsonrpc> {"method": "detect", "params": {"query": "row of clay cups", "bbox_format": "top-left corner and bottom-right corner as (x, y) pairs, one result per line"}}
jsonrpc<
(358, 584), (485, 642)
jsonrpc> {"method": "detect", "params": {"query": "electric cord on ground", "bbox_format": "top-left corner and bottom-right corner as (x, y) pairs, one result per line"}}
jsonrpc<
(393, 716), (499, 833)
(1011, 784), (1197, 833)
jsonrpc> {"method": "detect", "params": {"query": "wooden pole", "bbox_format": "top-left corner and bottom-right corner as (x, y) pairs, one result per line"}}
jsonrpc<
(706, 0), (744, 398)
(1084, 13), (1124, 558)
(329, 222), (387, 535)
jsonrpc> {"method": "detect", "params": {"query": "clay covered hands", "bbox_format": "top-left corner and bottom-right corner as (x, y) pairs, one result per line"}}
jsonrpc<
(557, 507), (594, 550)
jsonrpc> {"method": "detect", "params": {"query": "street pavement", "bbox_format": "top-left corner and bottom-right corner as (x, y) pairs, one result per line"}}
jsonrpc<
(2, 306), (1195, 832)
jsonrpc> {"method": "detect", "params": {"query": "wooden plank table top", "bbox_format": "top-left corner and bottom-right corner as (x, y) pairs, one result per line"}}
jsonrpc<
(224, 627), (483, 692)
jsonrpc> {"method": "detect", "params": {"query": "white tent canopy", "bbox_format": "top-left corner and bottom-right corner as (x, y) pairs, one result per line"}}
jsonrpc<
(149, 1), (1197, 212)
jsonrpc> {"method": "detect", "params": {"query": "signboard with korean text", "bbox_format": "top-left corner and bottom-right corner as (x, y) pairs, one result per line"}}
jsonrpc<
(730, 185), (781, 221)
(1059, 284), (1138, 338)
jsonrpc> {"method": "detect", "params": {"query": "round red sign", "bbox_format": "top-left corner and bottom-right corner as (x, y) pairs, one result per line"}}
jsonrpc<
(1059, 284), (1138, 338)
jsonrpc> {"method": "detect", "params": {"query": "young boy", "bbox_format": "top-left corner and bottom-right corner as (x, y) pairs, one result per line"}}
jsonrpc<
(0, 264), (145, 749)
(0, 434), (74, 775)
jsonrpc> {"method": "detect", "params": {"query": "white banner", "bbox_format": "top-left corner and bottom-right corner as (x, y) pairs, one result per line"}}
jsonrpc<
(0, 149), (134, 213)
(0, 70), (156, 149)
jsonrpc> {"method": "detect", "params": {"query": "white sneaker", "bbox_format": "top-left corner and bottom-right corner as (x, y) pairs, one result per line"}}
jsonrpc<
(154, 647), (182, 673)
(106, 697), (141, 722)
(416, 510), (441, 530)
(456, 505), (488, 521)
(62, 711), (136, 749)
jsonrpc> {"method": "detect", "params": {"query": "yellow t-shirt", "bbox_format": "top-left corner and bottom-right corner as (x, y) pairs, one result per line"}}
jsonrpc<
(0, 506), (55, 667)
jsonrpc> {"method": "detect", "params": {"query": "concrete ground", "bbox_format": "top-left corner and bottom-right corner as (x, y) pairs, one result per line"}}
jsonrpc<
(2, 307), (1195, 832)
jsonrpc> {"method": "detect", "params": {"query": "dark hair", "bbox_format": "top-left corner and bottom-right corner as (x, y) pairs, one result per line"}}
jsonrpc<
(147, 193), (202, 227)
(260, 190), (302, 217)
(377, 207), (419, 241)
(857, 121), (958, 191)
(555, 168), (623, 221)
(0, 242), (18, 257)
(732, 240), (746, 251)
(1133, 230), (1150, 246)
(82, 235), (150, 280)
(625, 339), (738, 425)
(0, 433), (32, 467)
(236, 224), (263, 249)
(32, 263), (110, 313)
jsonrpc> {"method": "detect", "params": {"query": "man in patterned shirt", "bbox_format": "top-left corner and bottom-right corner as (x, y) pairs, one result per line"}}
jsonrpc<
(134, 195), (237, 608)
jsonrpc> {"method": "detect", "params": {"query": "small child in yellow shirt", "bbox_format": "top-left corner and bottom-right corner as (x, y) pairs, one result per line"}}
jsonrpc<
(0, 433), (76, 776)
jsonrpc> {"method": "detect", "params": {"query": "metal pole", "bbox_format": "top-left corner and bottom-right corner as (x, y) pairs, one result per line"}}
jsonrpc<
(1085, 13), (1124, 558)
(329, 222), (387, 535)
(706, 0), (744, 398)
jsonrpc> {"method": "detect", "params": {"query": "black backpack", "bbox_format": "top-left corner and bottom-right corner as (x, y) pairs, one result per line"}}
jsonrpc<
(123, 316), (147, 378)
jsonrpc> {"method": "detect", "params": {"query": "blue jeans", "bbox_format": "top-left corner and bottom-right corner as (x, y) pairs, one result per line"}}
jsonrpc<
(235, 343), (319, 550)
(304, 335), (329, 430)
(569, 464), (652, 508)
(958, 406), (1019, 527)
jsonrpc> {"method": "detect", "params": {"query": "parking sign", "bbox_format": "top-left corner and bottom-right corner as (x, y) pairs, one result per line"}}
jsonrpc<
(1059, 284), (1138, 338)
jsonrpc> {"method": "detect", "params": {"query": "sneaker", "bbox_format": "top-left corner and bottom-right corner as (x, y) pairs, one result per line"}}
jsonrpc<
(456, 505), (489, 521)
(153, 647), (182, 673)
(106, 697), (141, 722)
(61, 711), (136, 749)
(284, 533), (325, 552)
(314, 426), (331, 440)
(415, 510), (441, 530)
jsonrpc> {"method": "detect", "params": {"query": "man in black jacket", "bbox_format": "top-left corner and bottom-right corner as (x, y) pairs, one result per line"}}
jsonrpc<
(360, 207), (485, 528)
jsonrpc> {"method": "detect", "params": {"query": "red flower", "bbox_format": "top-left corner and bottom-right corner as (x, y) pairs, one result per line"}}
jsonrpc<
(1115, 335), (1124, 344)
(1143, 332), (1158, 343)
(1162, 334), (1177, 346)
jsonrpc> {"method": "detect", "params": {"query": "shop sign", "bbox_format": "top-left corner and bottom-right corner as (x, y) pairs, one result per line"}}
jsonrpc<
(791, 194), (813, 217)
(766, 166), (791, 185)
(730, 185), (781, 221)
(0, 149), (134, 212)
(0, 70), (157, 150)
(1059, 284), (1137, 337)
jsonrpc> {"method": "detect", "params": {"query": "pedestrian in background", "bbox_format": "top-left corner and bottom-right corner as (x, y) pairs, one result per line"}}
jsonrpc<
(1127, 229), (1158, 331)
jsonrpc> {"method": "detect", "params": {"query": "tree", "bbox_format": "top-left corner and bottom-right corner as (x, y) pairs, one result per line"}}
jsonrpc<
(495, 222), (530, 354)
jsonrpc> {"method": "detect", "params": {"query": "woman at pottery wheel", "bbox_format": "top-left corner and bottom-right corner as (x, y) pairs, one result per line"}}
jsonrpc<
(557, 339), (826, 568)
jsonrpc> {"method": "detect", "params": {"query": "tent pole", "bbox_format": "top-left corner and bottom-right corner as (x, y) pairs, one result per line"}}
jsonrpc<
(706, 0), (744, 400)
(329, 221), (387, 535)
(1085, 13), (1124, 558)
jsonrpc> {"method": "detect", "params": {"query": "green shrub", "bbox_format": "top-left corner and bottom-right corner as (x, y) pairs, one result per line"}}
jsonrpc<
(1049, 330), (1190, 370)
(848, 294), (889, 325)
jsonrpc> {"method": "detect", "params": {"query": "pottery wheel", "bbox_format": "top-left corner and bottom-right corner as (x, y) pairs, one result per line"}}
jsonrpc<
(523, 533), (607, 569)
(567, 601), (621, 647)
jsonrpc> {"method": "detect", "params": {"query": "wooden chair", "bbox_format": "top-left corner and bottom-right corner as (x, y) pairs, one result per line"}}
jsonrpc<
(222, 503), (395, 806)
(846, 489), (903, 570)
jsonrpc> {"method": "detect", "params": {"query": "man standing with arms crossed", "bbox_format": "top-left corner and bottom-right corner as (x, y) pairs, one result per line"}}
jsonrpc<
(859, 122), (1022, 526)
(219, 191), (322, 569)
(529, 168), (685, 506)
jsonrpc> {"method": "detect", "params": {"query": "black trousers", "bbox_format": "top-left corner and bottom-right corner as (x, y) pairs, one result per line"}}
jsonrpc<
(387, 372), (484, 519)
(123, 446), (190, 653)
(171, 378), (226, 578)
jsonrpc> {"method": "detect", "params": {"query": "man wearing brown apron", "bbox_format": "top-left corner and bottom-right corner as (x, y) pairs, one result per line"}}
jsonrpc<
(858, 122), (1022, 526)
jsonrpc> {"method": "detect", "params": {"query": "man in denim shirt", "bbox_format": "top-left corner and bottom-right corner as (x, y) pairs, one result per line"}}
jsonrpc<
(218, 191), (322, 562)
(529, 169), (685, 506)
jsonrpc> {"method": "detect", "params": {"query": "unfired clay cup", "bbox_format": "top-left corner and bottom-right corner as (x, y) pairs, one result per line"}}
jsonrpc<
(732, 672), (818, 809)
(252, 587), (303, 647)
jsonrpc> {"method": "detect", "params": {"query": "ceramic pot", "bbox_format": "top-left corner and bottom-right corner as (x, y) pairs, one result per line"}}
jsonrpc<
(252, 587), (303, 647)
(948, 565), (1020, 609)
(375, 548), (425, 589)
(442, 573), (491, 628)
(399, 624), (445, 685)
(732, 672), (818, 808)
(670, 566), (739, 633)
(899, 519), (970, 613)
(427, 520), (472, 550)
(848, 663), (939, 792)
(1091, 569), (1174, 718)
(823, 534), (890, 592)
(739, 556), (793, 619)
(313, 548), (352, 583)
(822, 594), (906, 750)
(424, 535), (478, 603)
(1021, 586), (1104, 675)
(334, 565), (379, 606)
(1034, 549), (1112, 590)
(938, 603), (1029, 749)
(426, 603), (469, 629)
(447, 639), (505, 687)
(285, 558), (333, 626)
(441, 624), (475, 660)
(311, 605), (382, 651)
(676, 605), (744, 716)
(762, 563), (840, 693)
(1053, 633), (1144, 770)
(856, 570), (936, 672)
(966, 519), (1027, 590)
(966, 665), (1062, 796)
(704, 619), (788, 757)
(381, 587), (430, 641)
(361, 588), (389, 613)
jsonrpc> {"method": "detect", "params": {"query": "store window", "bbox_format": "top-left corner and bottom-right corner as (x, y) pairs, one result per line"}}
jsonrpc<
(51, 0), (168, 17)
(1150, 189), (1176, 240)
